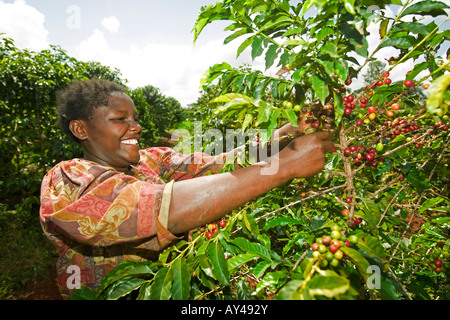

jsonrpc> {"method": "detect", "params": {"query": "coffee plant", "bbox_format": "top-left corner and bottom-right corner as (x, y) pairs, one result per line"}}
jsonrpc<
(74, 0), (449, 300)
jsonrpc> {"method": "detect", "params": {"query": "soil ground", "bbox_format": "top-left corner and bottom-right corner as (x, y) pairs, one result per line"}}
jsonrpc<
(11, 268), (62, 300)
(12, 276), (62, 300)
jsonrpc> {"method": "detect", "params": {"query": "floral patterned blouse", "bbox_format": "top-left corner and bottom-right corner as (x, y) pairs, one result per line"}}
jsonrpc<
(39, 147), (226, 299)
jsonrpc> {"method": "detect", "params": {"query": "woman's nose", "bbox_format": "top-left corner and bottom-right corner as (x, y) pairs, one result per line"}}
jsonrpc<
(130, 120), (142, 135)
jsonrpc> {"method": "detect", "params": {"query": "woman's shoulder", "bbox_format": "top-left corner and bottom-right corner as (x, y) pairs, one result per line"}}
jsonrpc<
(49, 158), (107, 174)
(44, 158), (117, 187)
(139, 146), (177, 158)
(138, 146), (183, 166)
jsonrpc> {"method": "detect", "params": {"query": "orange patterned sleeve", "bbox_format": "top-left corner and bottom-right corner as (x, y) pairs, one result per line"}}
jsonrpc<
(40, 158), (181, 249)
(137, 147), (228, 182)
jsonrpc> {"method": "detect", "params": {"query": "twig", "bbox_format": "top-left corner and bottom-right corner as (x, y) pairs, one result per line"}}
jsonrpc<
(377, 185), (406, 228)
(292, 250), (309, 271)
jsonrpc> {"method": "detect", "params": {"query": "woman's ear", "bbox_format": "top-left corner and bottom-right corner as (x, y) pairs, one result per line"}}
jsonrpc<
(69, 120), (88, 141)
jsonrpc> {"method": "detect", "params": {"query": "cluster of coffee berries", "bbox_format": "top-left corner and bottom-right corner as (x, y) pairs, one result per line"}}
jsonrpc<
(343, 72), (393, 117)
(342, 209), (363, 226)
(413, 245), (449, 274)
(381, 116), (420, 139)
(343, 94), (357, 115)
(434, 121), (449, 132)
(310, 224), (359, 268)
(343, 144), (385, 167)
(298, 102), (335, 130)
(343, 94), (374, 118)
(200, 219), (227, 239)
(369, 71), (392, 90)
(426, 246), (448, 274)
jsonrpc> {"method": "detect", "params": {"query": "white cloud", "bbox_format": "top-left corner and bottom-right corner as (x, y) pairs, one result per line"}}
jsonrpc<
(101, 16), (120, 34)
(76, 28), (258, 107)
(78, 28), (110, 60)
(0, 0), (49, 51)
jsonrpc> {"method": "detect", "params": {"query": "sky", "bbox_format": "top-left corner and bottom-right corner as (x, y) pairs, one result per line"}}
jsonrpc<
(0, 0), (259, 107)
(0, 0), (448, 107)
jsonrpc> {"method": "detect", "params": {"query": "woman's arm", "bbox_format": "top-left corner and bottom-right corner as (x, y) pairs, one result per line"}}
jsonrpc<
(167, 131), (334, 235)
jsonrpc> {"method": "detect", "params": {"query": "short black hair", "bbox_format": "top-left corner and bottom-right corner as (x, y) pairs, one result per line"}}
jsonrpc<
(56, 78), (126, 142)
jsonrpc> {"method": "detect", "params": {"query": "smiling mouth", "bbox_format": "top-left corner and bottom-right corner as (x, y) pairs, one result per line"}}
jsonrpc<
(121, 139), (139, 146)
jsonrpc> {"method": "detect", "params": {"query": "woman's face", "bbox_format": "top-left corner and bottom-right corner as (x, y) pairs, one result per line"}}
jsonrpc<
(77, 93), (142, 172)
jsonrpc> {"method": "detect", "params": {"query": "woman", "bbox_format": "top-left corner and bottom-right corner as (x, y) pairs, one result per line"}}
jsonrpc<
(39, 78), (334, 299)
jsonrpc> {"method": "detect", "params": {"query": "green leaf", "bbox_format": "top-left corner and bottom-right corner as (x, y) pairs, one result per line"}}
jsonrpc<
(149, 267), (174, 300)
(340, 247), (371, 281)
(379, 274), (400, 300)
(276, 280), (303, 300)
(256, 99), (273, 125)
(339, 23), (368, 57)
(333, 90), (344, 126)
(379, 18), (389, 38)
(306, 270), (350, 298)
(311, 75), (329, 105)
(211, 93), (254, 104)
(320, 41), (339, 58)
(419, 197), (444, 214)
(263, 217), (303, 230)
(358, 197), (381, 232)
(242, 209), (253, 232)
(197, 254), (214, 278)
(71, 287), (100, 300)
(207, 241), (230, 286)
(344, 0), (356, 14)
(98, 261), (157, 293)
(224, 27), (252, 45)
(228, 253), (259, 273)
(267, 109), (281, 139)
(316, 27), (334, 43)
(355, 233), (387, 260)
(237, 35), (255, 58)
(195, 267), (217, 291)
(255, 271), (288, 297)
(171, 257), (191, 300)
(251, 35), (265, 61)
(371, 85), (403, 106)
(253, 260), (272, 279)
(230, 237), (272, 261)
(253, 78), (270, 100)
(391, 22), (429, 36)
(281, 39), (307, 48)
(200, 62), (232, 87)
(426, 73), (450, 116)
(193, 3), (232, 43)
(242, 113), (254, 132)
(400, 0), (450, 18)
(405, 167), (431, 191)
(106, 278), (147, 300)
(265, 44), (278, 70)
(379, 37), (412, 50)
(334, 58), (349, 82)
(300, 0), (317, 17)
(258, 14), (294, 33)
(282, 107), (299, 127)
(406, 61), (428, 80)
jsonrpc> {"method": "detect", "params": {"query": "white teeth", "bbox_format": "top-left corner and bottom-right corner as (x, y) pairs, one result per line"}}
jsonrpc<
(121, 139), (138, 145)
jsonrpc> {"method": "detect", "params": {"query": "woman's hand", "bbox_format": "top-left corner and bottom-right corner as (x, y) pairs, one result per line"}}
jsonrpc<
(276, 130), (335, 180)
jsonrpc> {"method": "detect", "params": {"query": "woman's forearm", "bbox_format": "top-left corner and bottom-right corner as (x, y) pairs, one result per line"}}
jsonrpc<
(166, 131), (334, 235)
(167, 158), (288, 235)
